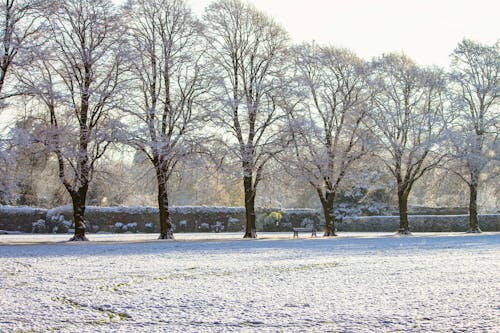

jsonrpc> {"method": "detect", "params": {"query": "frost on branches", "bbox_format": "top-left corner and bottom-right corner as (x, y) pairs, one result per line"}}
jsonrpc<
(17, 0), (129, 241)
(125, 0), (209, 240)
(204, 0), (290, 238)
(368, 54), (449, 235)
(285, 43), (371, 236)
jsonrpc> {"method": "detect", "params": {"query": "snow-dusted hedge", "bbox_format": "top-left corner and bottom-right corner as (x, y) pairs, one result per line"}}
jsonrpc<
(340, 214), (500, 232)
(0, 205), (47, 233)
(43, 206), (322, 233)
(45, 205), (248, 233)
(0, 205), (323, 233)
(1, 205), (499, 233)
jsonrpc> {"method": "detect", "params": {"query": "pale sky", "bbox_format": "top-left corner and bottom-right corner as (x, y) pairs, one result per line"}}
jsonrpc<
(185, 0), (500, 68)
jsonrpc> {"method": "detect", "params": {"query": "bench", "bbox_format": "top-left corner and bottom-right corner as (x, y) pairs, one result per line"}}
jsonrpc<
(293, 227), (317, 238)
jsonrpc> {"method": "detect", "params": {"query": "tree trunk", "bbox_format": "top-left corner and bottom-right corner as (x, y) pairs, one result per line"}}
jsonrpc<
(322, 191), (337, 236)
(467, 182), (481, 233)
(243, 175), (256, 238)
(397, 189), (411, 235)
(69, 187), (89, 241)
(157, 179), (174, 239)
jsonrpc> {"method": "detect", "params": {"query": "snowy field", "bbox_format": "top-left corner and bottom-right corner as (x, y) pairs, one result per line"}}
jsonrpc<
(1, 233), (499, 332)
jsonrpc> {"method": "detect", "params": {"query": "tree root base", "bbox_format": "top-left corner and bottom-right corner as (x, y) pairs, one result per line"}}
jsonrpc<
(395, 229), (412, 236)
(243, 230), (257, 238)
(158, 231), (174, 240)
(68, 234), (89, 241)
(466, 228), (482, 234)
(323, 232), (338, 237)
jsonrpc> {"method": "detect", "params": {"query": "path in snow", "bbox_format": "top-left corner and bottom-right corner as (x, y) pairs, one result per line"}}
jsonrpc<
(0, 233), (499, 332)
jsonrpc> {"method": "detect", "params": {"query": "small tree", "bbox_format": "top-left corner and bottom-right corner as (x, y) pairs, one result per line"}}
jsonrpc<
(448, 39), (500, 232)
(368, 54), (448, 234)
(204, 0), (290, 238)
(287, 43), (370, 236)
(126, 0), (209, 239)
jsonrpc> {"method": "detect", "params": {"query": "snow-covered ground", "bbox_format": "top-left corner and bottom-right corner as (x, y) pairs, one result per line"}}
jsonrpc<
(0, 232), (395, 244)
(1, 233), (499, 332)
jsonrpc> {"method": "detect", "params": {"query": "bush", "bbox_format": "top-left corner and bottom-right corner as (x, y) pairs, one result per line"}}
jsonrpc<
(32, 219), (47, 233)
(126, 222), (138, 233)
(144, 222), (155, 233)
(48, 213), (72, 233)
(227, 217), (241, 232)
(114, 222), (126, 233)
(198, 222), (210, 232)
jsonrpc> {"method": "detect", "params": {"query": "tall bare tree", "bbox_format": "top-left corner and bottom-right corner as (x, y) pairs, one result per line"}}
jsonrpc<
(448, 39), (499, 232)
(126, 0), (208, 239)
(287, 43), (370, 236)
(204, 0), (290, 238)
(18, 0), (128, 240)
(369, 54), (448, 234)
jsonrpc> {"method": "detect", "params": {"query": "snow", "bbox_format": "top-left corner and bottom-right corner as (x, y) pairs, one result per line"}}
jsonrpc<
(0, 232), (499, 332)
(0, 205), (47, 215)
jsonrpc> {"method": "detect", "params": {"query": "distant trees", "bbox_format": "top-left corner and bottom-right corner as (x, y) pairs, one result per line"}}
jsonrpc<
(0, 121), (22, 204)
(126, 0), (208, 239)
(204, 0), (290, 238)
(18, 0), (128, 240)
(7, 116), (48, 206)
(288, 43), (370, 236)
(368, 54), (448, 234)
(448, 39), (500, 232)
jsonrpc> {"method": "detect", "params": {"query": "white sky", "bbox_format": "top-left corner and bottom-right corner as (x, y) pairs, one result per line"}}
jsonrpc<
(185, 0), (500, 67)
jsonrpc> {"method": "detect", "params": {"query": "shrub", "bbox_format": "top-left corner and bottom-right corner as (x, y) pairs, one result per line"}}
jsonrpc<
(32, 219), (47, 233)
(48, 214), (72, 233)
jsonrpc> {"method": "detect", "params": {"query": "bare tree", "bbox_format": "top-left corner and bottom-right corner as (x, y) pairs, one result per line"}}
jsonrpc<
(0, 0), (42, 103)
(204, 0), (290, 238)
(126, 0), (208, 239)
(287, 43), (370, 236)
(448, 39), (499, 232)
(368, 54), (448, 234)
(18, 0), (128, 240)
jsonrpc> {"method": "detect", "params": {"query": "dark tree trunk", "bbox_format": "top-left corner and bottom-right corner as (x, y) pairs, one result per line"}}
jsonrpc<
(69, 186), (89, 241)
(467, 182), (481, 233)
(397, 189), (411, 235)
(243, 175), (256, 238)
(157, 177), (174, 239)
(322, 191), (337, 236)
